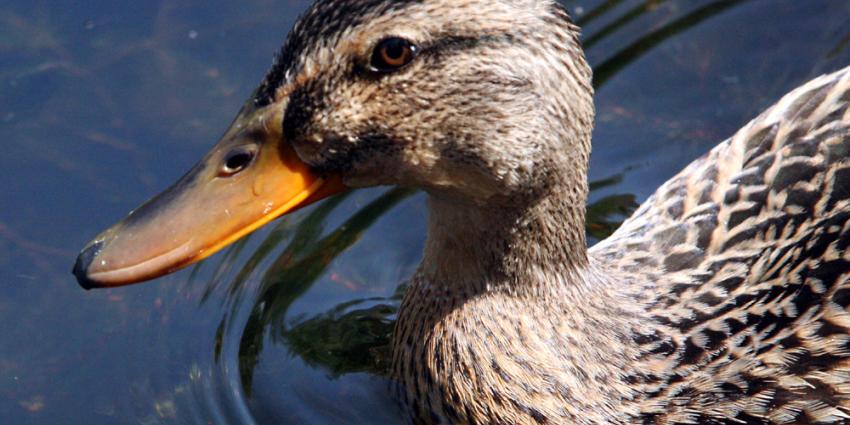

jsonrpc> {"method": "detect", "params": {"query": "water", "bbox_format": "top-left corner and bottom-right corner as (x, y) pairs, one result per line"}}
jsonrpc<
(2, 0), (849, 423)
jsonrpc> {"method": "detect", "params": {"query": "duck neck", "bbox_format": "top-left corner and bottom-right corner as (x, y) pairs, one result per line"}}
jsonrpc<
(396, 180), (648, 424)
(421, 180), (590, 297)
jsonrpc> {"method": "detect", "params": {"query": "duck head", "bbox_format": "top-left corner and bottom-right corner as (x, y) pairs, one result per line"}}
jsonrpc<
(73, 0), (594, 288)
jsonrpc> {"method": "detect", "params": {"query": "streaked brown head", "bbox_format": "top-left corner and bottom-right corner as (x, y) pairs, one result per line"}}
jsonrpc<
(74, 0), (593, 288)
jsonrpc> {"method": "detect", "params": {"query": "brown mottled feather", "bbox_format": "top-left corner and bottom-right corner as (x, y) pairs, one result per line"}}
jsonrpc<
(593, 69), (850, 424)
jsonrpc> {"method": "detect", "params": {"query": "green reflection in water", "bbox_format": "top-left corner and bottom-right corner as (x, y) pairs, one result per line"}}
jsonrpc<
(591, 0), (752, 87)
(238, 188), (414, 392)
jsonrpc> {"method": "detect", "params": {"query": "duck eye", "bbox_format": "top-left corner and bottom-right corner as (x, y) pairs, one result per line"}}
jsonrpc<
(370, 37), (417, 72)
(220, 148), (256, 176)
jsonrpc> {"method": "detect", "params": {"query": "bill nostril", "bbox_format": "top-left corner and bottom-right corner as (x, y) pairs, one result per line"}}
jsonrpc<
(220, 149), (256, 176)
(73, 240), (104, 290)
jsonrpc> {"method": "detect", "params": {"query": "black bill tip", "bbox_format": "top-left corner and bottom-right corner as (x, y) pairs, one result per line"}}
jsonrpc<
(73, 240), (104, 290)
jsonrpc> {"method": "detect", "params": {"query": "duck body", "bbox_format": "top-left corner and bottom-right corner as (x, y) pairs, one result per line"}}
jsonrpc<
(72, 0), (850, 423)
(396, 67), (850, 424)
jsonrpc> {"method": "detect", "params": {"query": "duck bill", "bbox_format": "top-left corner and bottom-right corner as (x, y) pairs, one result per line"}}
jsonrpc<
(73, 106), (346, 289)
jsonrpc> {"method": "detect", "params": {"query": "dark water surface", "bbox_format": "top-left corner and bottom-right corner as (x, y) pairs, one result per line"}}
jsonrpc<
(2, 0), (850, 423)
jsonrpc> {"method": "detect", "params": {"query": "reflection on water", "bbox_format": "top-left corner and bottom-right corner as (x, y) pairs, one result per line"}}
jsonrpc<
(2, 0), (850, 424)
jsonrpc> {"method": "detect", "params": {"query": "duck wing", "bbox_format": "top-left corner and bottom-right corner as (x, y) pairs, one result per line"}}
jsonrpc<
(591, 66), (850, 423)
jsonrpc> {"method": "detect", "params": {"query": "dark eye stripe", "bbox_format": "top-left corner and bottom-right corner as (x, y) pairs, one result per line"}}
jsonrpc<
(421, 34), (519, 58)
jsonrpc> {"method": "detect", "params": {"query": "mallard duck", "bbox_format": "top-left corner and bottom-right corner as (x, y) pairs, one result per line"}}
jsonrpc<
(73, 0), (850, 423)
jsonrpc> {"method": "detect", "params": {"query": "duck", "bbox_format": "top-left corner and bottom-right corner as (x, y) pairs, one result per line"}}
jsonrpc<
(72, 0), (850, 423)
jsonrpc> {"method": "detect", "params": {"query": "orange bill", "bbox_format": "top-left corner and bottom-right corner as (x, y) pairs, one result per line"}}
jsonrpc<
(73, 106), (347, 289)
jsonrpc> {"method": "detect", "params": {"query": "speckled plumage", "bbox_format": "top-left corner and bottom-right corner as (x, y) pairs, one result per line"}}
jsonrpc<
(257, 0), (850, 423)
(594, 71), (850, 424)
